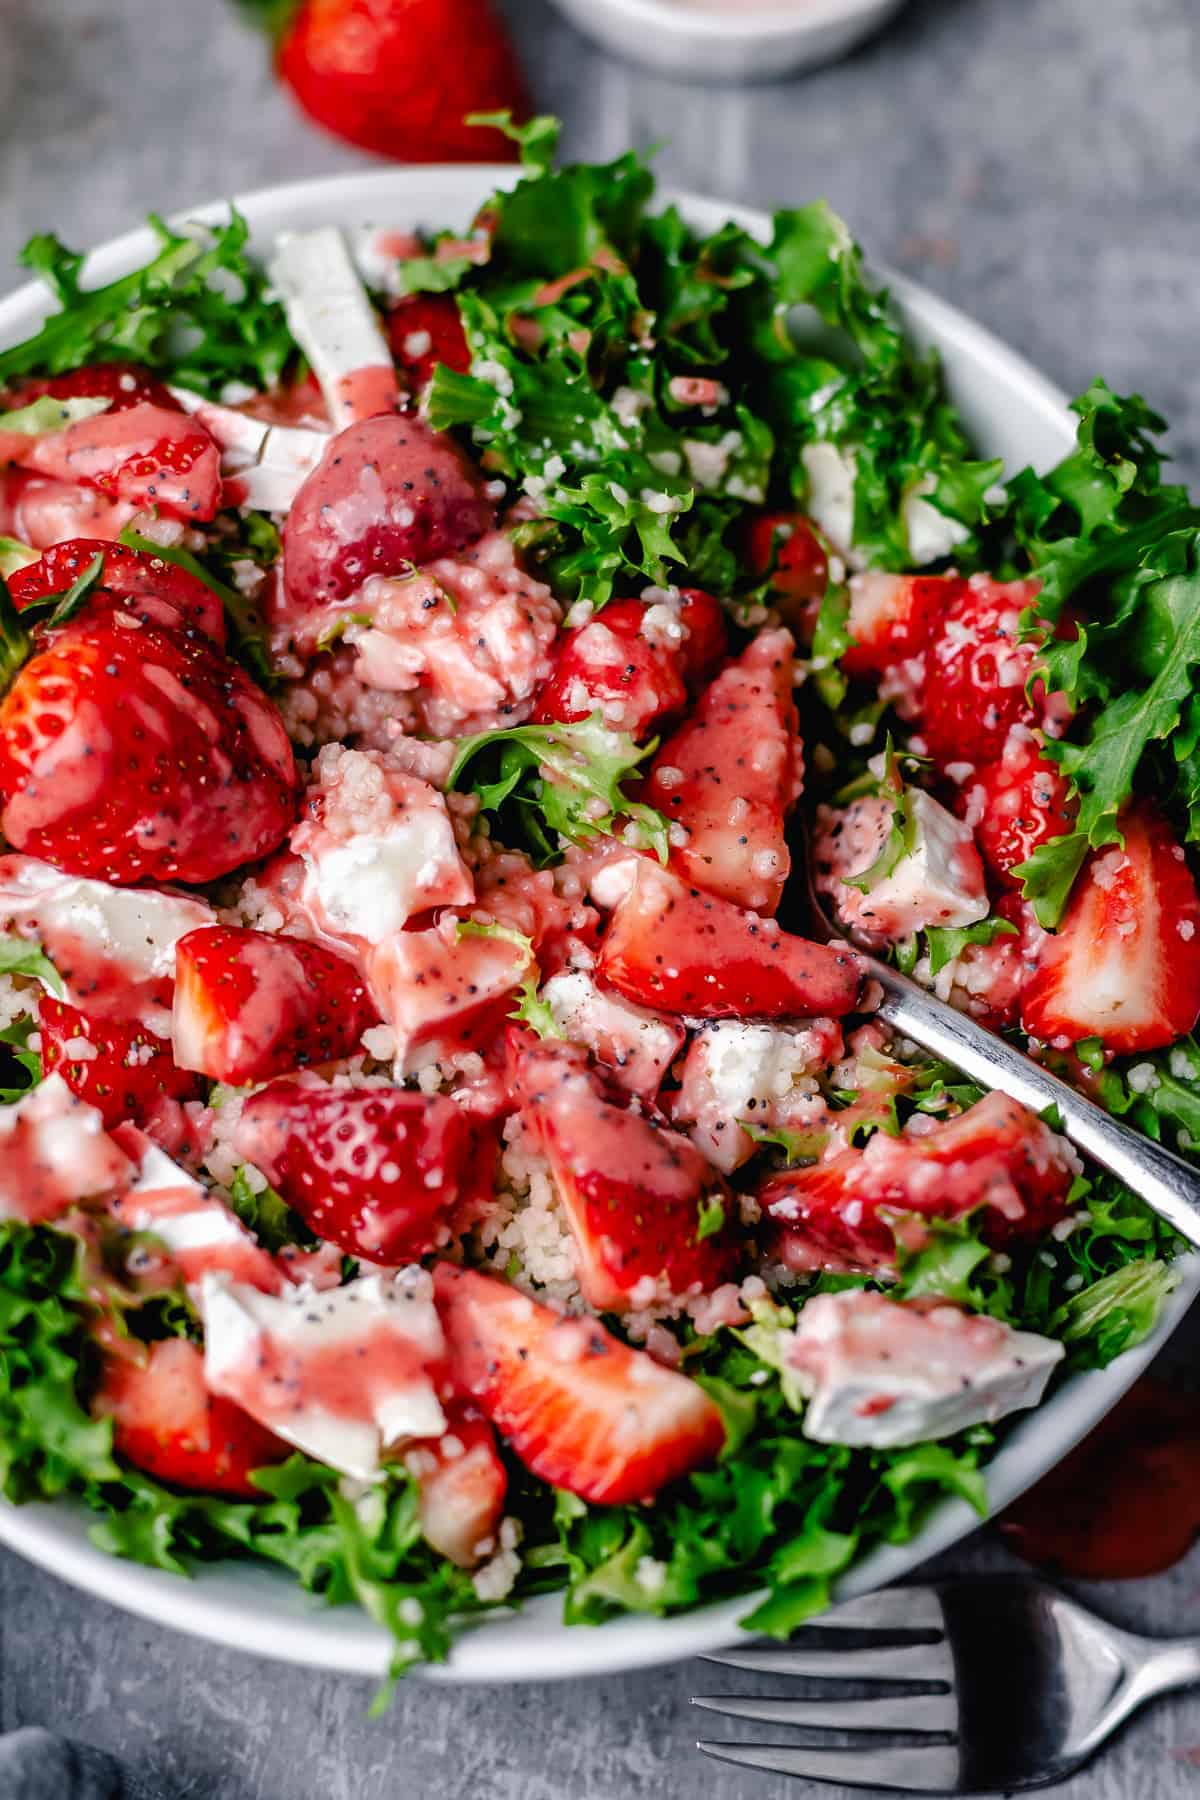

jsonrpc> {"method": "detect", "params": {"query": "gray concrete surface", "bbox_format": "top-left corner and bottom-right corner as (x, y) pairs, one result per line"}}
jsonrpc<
(1, 0), (1200, 1794)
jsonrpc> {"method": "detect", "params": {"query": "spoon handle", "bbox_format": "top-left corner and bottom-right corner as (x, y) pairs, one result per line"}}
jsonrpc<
(871, 959), (1200, 1249)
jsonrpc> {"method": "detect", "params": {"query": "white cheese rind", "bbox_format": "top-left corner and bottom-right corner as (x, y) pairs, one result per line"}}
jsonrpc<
(788, 1289), (1064, 1449)
(201, 1269), (447, 1481)
(170, 388), (330, 512)
(268, 228), (396, 430)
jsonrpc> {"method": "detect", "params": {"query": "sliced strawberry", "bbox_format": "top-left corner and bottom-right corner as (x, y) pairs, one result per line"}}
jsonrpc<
(511, 1035), (736, 1311)
(0, 594), (297, 884)
(643, 627), (800, 914)
(433, 1264), (726, 1505)
(596, 858), (864, 1019)
(8, 537), (225, 645)
(96, 1338), (289, 1499)
(15, 403), (221, 523)
(761, 1090), (1078, 1273)
(279, 414), (495, 616)
(386, 294), (471, 393)
(1021, 805), (1200, 1054)
(745, 510), (829, 636)
(366, 922), (532, 1070)
(917, 577), (1064, 766)
(532, 598), (687, 741)
(0, 467), (139, 549)
(532, 590), (725, 741)
(8, 362), (181, 415)
(39, 997), (202, 1131)
(171, 926), (379, 1085)
(234, 1080), (479, 1264)
(956, 737), (1078, 888)
(840, 572), (960, 679)
(410, 1402), (507, 1568)
(675, 588), (729, 686)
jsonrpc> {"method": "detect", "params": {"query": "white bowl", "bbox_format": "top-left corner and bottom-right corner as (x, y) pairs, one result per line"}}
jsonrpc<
(0, 165), (1194, 1684)
(545, 0), (908, 83)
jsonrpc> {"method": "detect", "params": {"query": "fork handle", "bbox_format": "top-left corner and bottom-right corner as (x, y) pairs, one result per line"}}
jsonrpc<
(871, 960), (1200, 1249)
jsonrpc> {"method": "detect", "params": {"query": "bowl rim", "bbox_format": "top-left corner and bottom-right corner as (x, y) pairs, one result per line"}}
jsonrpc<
(547, 0), (901, 46)
(0, 161), (1193, 1685)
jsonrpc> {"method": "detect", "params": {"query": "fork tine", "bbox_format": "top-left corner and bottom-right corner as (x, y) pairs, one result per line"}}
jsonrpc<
(692, 1690), (957, 1731)
(697, 1739), (962, 1792)
(700, 1640), (950, 1681)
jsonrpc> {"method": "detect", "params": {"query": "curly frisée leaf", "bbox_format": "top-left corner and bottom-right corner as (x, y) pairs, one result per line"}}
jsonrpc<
(448, 715), (670, 866)
(0, 211), (294, 395)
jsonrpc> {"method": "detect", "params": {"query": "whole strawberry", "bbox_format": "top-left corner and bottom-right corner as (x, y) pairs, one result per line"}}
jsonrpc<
(239, 0), (530, 164)
(0, 578), (298, 886)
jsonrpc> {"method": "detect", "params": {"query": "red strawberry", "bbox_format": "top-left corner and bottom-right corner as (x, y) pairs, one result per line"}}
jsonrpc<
(386, 294), (471, 393)
(39, 997), (202, 1130)
(433, 1264), (726, 1505)
(279, 414), (495, 618)
(643, 627), (800, 915)
(533, 590), (726, 742)
(8, 537), (225, 645)
(234, 1080), (480, 1264)
(596, 858), (864, 1019)
(956, 737), (1077, 888)
(745, 510), (829, 634)
(511, 1035), (736, 1311)
(14, 403), (222, 524)
(96, 1338), (289, 1499)
(840, 571), (960, 679)
(8, 362), (181, 416)
(917, 577), (1066, 766)
(257, 0), (530, 164)
(171, 926), (379, 1085)
(0, 592), (297, 885)
(761, 1090), (1078, 1273)
(1021, 805), (1200, 1054)
(411, 1402), (507, 1567)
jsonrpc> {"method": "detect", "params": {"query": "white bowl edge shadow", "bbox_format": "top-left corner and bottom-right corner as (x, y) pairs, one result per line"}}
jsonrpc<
(0, 165), (1195, 1685)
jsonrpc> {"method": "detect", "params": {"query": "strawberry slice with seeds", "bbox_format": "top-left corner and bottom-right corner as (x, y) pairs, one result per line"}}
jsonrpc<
(532, 590), (726, 742)
(234, 1080), (480, 1265)
(96, 1338), (289, 1499)
(643, 627), (801, 914)
(15, 403), (222, 523)
(1021, 805), (1200, 1054)
(761, 1090), (1079, 1273)
(917, 577), (1066, 766)
(409, 1402), (508, 1568)
(172, 926), (379, 1086)
(0, 589), (297, 884)
(956, 737), (1077, 888)
(8, 536), (225, 645)
(8, 362), (181, 416)
(386, 294), (471, 393)
(511, 1034), (736, 1311)
(39, 997), (202, 1131)
(596, 858), (864, 1019)
(840, 571), (960, 678)
(433, 1264), (726, 1505)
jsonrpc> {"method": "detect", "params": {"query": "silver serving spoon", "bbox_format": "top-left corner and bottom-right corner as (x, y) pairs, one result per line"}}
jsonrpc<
(802, 858), (1200, 1248)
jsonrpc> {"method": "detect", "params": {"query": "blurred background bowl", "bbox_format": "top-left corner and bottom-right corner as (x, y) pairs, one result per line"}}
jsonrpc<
(543, 0), (908, 82)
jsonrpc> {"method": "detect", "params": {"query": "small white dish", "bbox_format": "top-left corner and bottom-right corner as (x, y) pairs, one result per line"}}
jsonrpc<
(544, 0), (908, 83)
(0, 164), (1193, 1684)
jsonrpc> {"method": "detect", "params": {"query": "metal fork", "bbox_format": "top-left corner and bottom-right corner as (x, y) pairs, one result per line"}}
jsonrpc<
(800, 848), (1200, 1250)
(693, 1579), (1200, 1792)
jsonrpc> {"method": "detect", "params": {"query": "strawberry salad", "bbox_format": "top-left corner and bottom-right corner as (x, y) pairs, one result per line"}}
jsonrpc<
(0, 121), (1192, 1679)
